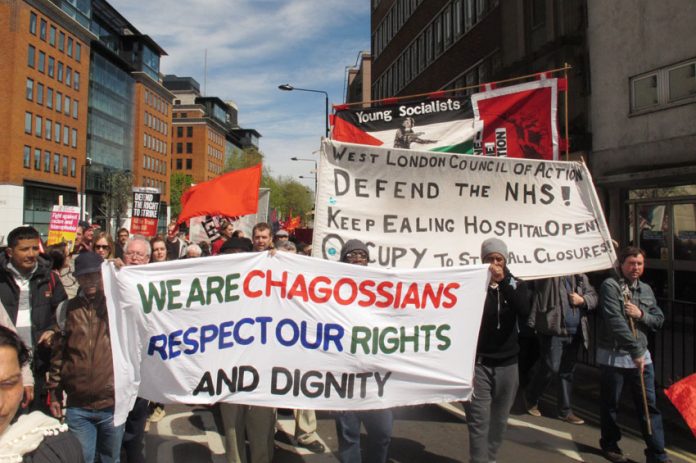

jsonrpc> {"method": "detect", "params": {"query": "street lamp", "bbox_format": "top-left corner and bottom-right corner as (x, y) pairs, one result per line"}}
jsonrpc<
(291, 156), (318, 191)
(278, 84), (329, 138)
(80, 157), (92, 221)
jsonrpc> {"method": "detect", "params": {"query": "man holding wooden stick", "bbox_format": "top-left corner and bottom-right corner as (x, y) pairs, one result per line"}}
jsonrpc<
(597, 247), (671, 463)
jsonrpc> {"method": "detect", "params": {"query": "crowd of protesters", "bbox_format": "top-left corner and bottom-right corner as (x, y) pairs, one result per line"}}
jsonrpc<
(0, 220), (672, 463)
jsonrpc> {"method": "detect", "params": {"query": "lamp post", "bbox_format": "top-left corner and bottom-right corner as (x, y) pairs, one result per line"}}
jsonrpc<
(80, 157), (92, 221)
(291, 156), (318, 192)
(278, 84), (329, 138)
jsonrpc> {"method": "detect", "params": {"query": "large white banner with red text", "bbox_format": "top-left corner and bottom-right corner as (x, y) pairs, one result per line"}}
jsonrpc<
(104, 252), (489, 425)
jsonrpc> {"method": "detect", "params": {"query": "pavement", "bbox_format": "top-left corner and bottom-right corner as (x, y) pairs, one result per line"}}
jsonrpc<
(142, 364), (696, 462)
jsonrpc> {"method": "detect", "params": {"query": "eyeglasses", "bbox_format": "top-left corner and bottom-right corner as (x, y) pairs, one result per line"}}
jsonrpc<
(94, 244), (110, 250)
(125, 251), (148, 258)
(345, 251), (368, 262)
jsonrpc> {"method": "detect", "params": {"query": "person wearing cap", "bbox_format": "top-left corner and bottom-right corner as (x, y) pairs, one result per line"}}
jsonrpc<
(46, 251), (124, 463)
(465, 238), (530, 463)
(274, 229), (289, 247)
(219, 225), (276, 463)
(334, 239), (393, 463)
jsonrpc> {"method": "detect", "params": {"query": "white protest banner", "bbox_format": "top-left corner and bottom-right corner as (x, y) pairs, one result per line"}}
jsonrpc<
(104, 252), (489, 425)
(312, 139), (616, 279)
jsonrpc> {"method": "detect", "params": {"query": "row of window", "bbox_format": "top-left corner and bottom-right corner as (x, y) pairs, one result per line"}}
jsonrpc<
(207, 129), (224, 146)
(176, 142), (193, 154)
(174, 158), (193, 170)
(207, 145), (223, 161)
(143, 155), (167, 176)
(143, 176), (166, 193)
(28, 45), (81, 91)
(373, 0), (424, 57)
(29, 11), (82, 63)
(373, 0), (497, 99)
(23, 145), (76, 177)
(143, 133), (167, 155)
(144, 90), (169, 116)
(26, 79), (79, 118)
(208, 161), (222, 175)
(630, 58), (696, 113)
(144, 111), (168, 136)
(24, 112), (78, 148)
(443, 52), (501, 96)
(176, 126), (193, 138)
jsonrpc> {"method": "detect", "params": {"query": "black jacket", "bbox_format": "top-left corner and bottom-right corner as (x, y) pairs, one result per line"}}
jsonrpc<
(0, 253), (67, 372)
(475, 268), (530, 366)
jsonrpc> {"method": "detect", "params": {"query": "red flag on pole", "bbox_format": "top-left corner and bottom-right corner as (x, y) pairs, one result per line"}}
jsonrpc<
(177, 164), (262, 225)
(664, 373), (696, 438)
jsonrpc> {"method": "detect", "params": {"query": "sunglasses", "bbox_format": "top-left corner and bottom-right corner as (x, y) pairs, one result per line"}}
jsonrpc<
(94, 244), (110, 250)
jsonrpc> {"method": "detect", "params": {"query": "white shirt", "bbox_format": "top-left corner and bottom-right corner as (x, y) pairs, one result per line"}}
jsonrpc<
(8, 262), (37, 348)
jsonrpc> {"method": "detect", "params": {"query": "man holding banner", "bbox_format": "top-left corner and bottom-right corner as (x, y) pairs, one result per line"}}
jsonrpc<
(465, 238), (529, 463)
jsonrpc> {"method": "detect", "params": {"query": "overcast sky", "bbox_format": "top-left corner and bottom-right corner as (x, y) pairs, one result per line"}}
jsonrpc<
(115, 0), (371, 190)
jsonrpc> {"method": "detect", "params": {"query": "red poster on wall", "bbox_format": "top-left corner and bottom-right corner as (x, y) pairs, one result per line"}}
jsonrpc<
(471, 79), (559, 160)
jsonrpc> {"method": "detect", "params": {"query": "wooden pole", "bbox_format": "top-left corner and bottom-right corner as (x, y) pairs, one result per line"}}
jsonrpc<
(623, 288), (653, 435)
(564, 62), (570, 161)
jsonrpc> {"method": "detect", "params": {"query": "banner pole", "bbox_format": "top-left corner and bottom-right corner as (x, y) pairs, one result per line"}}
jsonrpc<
(564, 62), (570, 161)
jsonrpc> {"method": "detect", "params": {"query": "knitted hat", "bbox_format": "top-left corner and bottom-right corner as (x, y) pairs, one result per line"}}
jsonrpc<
(74, 252), (104, 276)
(480, 237), (508, 261)
(340, 239), (369, 262)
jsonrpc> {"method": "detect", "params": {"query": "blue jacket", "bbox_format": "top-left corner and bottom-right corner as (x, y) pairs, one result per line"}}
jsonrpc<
(597, 276), (663, 360)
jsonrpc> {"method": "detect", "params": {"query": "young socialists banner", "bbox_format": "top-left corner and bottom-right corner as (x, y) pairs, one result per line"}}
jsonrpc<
(104, 252), (489, 425)
(332, 79), (559, 160)
(312, 139), (616, 279)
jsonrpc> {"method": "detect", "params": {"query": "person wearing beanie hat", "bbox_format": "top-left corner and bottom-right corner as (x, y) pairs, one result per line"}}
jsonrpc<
(334, 239), (393, 463)
(464, 239), (530, 463)
(46, 251), (124, 462)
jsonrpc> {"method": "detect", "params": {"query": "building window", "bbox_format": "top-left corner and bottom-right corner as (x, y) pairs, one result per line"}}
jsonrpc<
(73, 100), (79, 118)
(49, 26), (56, 46)
(34, 148), (41, 170)
(57, 62), (63, 82)
(631, 73), (659, 112)
(23, 146), (31, 168)
(58, 32), (65, 51)
(176, 142), (183, 154)
(177, 126), (183, 137)
(28, 45), (35, 68)
(26, 78), (34, 101)
(45, 119), (52, 139)
(186, 159), (192, 169)
(39, 19), (46, 40)
(63, 125), (69, 146)
(53, 153), (60, 173)
(46, 87), (53, 109)
(48, 56), (55, 77)
(70, 158), (76, 177)
(71, 128), (77, 148)
(75, 43), (81, 62)
(62, 156), (68, 176)
(187, 126), (193, 137)
(44, 151), (51, 172)
(66, 67), (72, 86)
(64, 96), (71, 115)
(186, 143), (192, 154)
(38, 51), (45, 73)
(176, 159), (182, 169)
(25, 112), (32, 134)
(56, 92), (62, 112)
(74, 71), (80, 90)
(668, 61), (696, 102)
(55, 122), (61, 143)
(29, 12), (37, 35)
(35, 115), (42, 137)
(530, 0), (545, 29)
(37, 83), (44, 105)
(67, 37), (73, 57)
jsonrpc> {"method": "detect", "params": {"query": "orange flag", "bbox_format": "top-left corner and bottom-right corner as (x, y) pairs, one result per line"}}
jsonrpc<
(665, 373), (696, 438)
(177, 164), (262, 225)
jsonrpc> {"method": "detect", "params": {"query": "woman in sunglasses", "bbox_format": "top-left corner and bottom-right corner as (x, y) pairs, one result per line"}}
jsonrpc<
(92, 232), (115, 260)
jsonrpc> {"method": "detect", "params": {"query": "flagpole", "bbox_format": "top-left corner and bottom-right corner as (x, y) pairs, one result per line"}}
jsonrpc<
(564, 62), (570, 161)
(338, 65), (573, 109)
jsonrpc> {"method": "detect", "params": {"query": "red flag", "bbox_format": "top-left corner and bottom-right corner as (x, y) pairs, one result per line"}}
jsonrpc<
(177, 164), (261, 225)
(665, 373), (696, 438)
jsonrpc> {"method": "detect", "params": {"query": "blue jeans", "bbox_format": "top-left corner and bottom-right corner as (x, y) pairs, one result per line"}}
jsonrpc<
(66, 407), (125, 463)
(335, 409), (393, 463)
(600, 363), (668, 462)
(526, 334), (581, 417)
